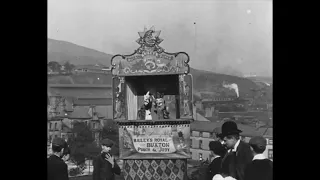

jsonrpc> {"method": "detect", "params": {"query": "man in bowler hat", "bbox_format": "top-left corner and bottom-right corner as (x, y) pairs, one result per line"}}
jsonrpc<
(93, 138), (121, 180)
(48, 137), (69, 180)
(244, 136), (273, 180)
(220, 121), (253, 180)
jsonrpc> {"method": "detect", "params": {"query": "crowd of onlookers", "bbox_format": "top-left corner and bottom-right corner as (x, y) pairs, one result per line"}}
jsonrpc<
(202, 121), (272, 180)
(48, 120), (272, 180)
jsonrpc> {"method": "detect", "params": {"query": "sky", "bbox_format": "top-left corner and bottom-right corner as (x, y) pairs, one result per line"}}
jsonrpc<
(48, 0), (272, 77)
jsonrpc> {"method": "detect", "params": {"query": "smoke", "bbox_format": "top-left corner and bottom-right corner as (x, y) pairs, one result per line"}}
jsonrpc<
(222, 82), (239, 97)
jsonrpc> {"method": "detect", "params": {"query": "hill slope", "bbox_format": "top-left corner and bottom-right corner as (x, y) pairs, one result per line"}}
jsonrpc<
(48, 38), (113, 66)
(48, 39), (267, 98)
(190, 68), (259, 97)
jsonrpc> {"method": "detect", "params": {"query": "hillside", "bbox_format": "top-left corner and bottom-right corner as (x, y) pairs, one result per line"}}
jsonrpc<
(48, 39), (270, 99)
(48, 38), (113, 66)
(247, 76), (272, 84)
(190, 68), (261, 97)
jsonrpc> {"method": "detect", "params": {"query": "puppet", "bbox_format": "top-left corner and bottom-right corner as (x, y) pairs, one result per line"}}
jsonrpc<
(137, 91), (153, 120)
(154, 92), (170, 119)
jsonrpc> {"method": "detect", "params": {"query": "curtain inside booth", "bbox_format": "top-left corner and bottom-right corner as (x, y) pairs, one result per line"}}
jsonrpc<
(126, 82), (137, 120)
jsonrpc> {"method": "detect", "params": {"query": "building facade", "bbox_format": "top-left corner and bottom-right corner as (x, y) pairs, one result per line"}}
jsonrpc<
(190, 130), (216, 161)
(48, 117), (63, 143)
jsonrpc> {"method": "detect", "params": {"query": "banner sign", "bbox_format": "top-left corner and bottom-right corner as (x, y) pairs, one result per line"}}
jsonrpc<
(119, 124), (190, 159)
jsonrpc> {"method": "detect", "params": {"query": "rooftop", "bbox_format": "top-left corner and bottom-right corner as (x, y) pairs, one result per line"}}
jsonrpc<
(191, 121), (221, 133)
(218, 111), (272, 123)
(49, 84), (112, 88)
(73, 65), (110, 71)
(73, 98), (112, 106)
(77, 95), (112, 99)
(69, 107), (104, 119)
(190, 120), (272, 137)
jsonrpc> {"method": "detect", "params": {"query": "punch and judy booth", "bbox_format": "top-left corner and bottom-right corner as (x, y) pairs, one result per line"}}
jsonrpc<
(111, 27), (194, 180)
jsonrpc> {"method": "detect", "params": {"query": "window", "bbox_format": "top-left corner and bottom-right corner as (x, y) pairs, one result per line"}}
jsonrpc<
(49, 123), (52, 130)
(199, 140), (202, 149)
(54, 123), (57, 130)
(190, 139), (192, 148)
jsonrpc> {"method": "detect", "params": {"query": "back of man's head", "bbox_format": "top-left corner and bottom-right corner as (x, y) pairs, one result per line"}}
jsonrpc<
(51, 137), (67, 153)
(249, 136), (267, 154)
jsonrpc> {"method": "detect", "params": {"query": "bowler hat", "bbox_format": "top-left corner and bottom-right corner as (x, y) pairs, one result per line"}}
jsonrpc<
(249, 136), (267, 149)
(101, 138), (114, 147)
(221, 121), (242, 137)
(52, 137), (66, 147)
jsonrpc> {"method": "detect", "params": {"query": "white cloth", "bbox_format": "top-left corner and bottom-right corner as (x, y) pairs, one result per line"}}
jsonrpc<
(252, 154), (267, 161)
(212, 174), (237, 180)
(145, 110), (152, 120)
(212, 174), (224, 180)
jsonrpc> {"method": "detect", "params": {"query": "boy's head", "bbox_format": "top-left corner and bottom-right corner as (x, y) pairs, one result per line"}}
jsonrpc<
(101, 138), (113, 153)
(249, 136), (267, 154)
(52, 137), (67, 157)
(209, 141), (225, 157)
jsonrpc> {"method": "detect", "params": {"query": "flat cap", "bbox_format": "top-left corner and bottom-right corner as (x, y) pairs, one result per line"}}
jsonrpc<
(209, 141), (225, 156)
(52, 137), (66, 147)
(249, 136), (267, 148)
(101, 138), (114, 147)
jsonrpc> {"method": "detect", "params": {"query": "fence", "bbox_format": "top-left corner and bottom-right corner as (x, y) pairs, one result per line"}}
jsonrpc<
(67, 159), (93, 177)
(68, 158), (123, 178)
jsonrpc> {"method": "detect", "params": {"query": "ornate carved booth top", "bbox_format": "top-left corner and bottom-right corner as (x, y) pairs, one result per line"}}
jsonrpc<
(111, 26), (190, 76)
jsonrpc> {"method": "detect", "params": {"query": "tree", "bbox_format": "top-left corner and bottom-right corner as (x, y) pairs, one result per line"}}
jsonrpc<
(48, 61), (61, 72)
(64, 61), (75, 74)
(101, 124), (120, 156)
(68, 121), (99, 165)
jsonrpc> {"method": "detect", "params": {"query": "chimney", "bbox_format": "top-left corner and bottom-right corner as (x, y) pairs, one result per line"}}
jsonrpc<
(205, 107), (212, 118)
(211, 106), (215, 116)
